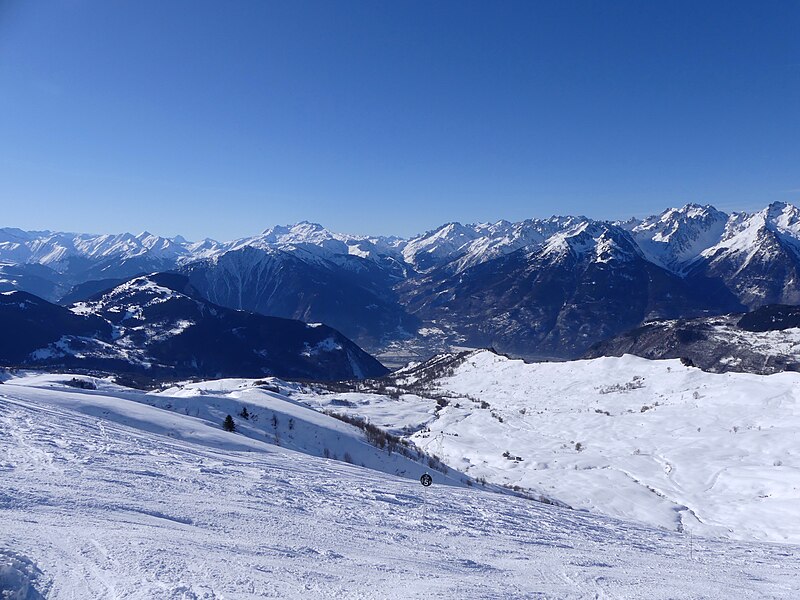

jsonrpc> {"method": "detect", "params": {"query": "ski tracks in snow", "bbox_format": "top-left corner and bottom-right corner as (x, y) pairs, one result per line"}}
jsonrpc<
(1, 387), (799, 598)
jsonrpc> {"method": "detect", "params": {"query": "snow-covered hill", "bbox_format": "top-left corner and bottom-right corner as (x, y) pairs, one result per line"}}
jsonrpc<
(0, 274), (388, 381)
(298, 350), (800, 543)
(1, 372), (797, 598)
(3, 372), (463, 485)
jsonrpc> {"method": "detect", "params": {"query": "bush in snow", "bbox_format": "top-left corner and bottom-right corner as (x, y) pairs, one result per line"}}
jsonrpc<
(63, 377), (97, 390)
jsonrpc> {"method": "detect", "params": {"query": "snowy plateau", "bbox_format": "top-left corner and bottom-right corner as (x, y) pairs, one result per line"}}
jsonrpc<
(2, 351), (800, 598)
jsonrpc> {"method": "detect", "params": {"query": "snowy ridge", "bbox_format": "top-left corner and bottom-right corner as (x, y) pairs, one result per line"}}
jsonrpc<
(700, 203), (800, 263)
(401, 222), (482, 269)
(691, 202), (800, 306)
(219, 221), (405, 267)
(1, 230), (190, 273)
(400, 216), (591, 273)
(4, 202), (800, 279)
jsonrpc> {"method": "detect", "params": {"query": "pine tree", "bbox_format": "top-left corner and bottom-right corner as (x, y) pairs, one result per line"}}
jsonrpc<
(239, 407), (250, 420)
(223, 414), (236, 432)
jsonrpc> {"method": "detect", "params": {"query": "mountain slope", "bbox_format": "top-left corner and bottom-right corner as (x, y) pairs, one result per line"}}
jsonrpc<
(180, 246), (418, 349)
(1, 374), (797, 598)
(586, 304), (800, 374)
(400, 216), (585, 274)
(0, 291), (111, 362)
(0, 274), (387, 381)
(627, 203), (729, 272)
(0, 262), (63, 300)
(0, 229), (195, 300)
(690, 202), (800, 307)
(401, 222), (742, 357)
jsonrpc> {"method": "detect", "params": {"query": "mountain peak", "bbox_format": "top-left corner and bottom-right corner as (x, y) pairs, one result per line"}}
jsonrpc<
(630, 204), (729, 271)
(767, 200), (790, 210)
(657, 203), (726, 224)
(540, 221), (636, 263)
(259, 221), (335, 243)
(764, 201), (800, 224)
(291, 221), (328, 233)
(296, 220), (324, 227)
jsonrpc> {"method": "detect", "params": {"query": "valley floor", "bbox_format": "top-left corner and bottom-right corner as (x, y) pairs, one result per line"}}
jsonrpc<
(1, 380), (798, 598)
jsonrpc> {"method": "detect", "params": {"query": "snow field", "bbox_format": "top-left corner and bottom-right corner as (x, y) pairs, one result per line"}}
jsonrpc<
(297, 351), (800, 543)
(4, 373), (467, 487)
(1, 377), (798, 598)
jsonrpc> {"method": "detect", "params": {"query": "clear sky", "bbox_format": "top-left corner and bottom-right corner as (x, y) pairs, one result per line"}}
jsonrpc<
(1, 1), (798, 240)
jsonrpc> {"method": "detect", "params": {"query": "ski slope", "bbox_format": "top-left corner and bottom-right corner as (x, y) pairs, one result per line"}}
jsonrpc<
(2, 374), (798, 598)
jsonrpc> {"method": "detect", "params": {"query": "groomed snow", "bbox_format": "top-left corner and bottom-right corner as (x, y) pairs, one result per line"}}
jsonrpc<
(2, 374), (798, 598)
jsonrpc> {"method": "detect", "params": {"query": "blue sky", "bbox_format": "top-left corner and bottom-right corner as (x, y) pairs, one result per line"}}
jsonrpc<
(1, 1), (798, 240)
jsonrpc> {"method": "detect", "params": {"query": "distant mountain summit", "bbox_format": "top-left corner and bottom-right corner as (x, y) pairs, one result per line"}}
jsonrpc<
(626, 203), (729, 272)
(400, 216), (586, 274)
(692, 202), (800, 307)
(3, 201), (800, 362)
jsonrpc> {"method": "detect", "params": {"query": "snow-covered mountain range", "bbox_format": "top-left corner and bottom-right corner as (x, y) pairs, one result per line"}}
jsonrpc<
(4, 201), (800, 360)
